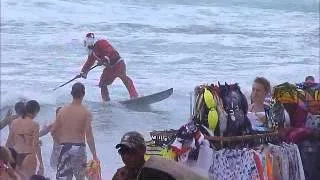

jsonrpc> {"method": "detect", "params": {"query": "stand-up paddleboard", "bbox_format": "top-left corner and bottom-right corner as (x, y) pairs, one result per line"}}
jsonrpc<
(119, 88), (173, 106)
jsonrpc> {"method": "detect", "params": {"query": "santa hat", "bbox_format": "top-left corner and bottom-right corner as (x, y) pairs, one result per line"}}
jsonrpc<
(86, 33), (95, 38)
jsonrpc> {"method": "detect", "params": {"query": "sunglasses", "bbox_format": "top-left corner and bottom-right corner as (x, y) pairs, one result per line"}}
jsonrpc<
(118, 147), (137, 156)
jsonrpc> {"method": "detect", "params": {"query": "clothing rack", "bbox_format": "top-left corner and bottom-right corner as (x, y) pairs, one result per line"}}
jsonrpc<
(149, 129), (280, 146)
(205, 131), (280, 149)
(205, 131), (279, 142)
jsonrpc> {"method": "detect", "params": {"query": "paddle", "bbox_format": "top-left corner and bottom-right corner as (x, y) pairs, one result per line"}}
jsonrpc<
(53, 64), (100, 91)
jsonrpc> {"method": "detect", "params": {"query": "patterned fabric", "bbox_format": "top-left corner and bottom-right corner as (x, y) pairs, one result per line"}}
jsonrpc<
(209, 149), (260, 180)
(50, 143), (61, 169)
(56, 143), (87, 180)
(116, 131), (146, 149)
(305, 114), (320, 129)
(268, 143), (305, 180)
(253, 152), (264, 180)
(209, 143), (305, 180)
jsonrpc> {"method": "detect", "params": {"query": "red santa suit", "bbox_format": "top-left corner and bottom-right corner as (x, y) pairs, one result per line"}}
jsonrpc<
(81, 39), (138, 98)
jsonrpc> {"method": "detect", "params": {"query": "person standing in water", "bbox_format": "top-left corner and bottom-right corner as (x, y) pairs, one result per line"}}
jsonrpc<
(1, 101), (25, 131)
(6, 100), (43, 179)
(79, 33), (138, 101)
(51, 82), (98, 180)
(38, 107), (62, 169)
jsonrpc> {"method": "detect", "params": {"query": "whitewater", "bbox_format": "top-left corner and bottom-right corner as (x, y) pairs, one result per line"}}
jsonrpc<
(1, 0), (319, 179)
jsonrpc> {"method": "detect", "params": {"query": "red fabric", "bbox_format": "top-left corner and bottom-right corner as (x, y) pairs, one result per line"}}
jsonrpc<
(287, 128), (312, 143)
(171, 146), (190, 157)
(282, 103), (312, 143)
(283, 103), (308, 128)
(99, 61), (138, 98)
(253, 152), (264, 180)
(81, 39), (121, 73)
(280, 127), (312, 144)
(81, 39), (138, 98)
(99, 60), (126, 86)
(292, 105), (308, 128)
(266, 153), (273, 180)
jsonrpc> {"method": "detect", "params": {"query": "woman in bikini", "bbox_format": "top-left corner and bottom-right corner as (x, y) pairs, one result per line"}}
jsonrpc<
(6, 100), (44, 179)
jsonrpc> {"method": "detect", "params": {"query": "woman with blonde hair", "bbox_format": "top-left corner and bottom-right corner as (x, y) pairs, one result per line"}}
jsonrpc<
(248, 77), (289, 131)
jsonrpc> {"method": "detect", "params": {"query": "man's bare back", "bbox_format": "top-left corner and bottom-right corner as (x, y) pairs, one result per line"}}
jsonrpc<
(54, 102), (91, 144)
(52, 82), (97, 180)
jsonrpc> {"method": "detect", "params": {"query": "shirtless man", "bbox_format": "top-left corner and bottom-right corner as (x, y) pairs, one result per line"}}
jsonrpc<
(51, 82), (98, 180)
(38, 107), (62, 169)
(6, 100), (43, 179)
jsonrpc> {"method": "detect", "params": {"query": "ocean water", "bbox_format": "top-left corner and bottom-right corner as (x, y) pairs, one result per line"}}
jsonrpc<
(1, 0), (319, 179)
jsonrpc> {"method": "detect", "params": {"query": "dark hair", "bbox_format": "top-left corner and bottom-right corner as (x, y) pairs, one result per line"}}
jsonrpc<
(25, 100), (40, 117)
(305, 76), (315, 82)
(30, 175), (49, 180)
(254, 77), (271, 94)
(14, 101), (26, 116)
(71, 82), (85, 99)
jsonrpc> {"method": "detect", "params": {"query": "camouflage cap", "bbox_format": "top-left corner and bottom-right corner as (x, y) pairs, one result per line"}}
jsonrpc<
(115, 131), (146, 149)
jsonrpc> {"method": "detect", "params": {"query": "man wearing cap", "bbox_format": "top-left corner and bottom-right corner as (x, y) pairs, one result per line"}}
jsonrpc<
(79, 33), (139, 101)
(112, 131), (146, 180)
(51, 82), (98, 180)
